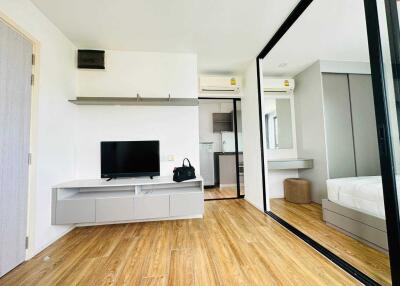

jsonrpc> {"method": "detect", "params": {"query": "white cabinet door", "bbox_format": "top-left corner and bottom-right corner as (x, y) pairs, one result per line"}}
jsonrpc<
(134, 195), (170, 219)
(170, 192), (204, 217)
(56, 199), (96, 224)
(96, 197), (134, 222)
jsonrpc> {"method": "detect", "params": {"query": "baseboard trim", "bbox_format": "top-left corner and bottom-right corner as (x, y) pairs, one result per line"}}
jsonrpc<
(27, 225), (75, 259)
(76, 214), (203, 227)
(219, 184), (236, 188)
(244, 198), (264, 213)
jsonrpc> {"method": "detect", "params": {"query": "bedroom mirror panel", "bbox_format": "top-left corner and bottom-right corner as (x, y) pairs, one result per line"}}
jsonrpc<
(264, 98), (293, 150)
(261, 0), (391, 284)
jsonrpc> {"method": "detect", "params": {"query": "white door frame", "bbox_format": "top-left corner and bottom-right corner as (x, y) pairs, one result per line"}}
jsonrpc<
(0, 12), (40, 260)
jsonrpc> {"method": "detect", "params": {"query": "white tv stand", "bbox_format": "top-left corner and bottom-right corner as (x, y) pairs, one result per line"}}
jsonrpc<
(51, 176), (204, 226)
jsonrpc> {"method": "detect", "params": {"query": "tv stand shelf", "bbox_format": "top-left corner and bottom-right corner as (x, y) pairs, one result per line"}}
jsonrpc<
(52, 176), (204, 225)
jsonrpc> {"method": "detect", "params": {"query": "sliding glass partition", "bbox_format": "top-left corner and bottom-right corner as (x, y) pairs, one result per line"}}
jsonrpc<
(198, 98), (245, 200)
(234, 101), (245, 197)
(258, 0), (397, 284)
(369, 0), (400, 282)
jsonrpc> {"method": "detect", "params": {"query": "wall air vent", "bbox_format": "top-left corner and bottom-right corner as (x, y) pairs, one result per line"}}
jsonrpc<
(78, 50), (105, 69)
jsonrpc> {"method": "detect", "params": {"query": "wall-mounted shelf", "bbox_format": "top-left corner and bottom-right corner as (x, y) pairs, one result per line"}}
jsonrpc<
(268, 158), (313, 170)
(68, 97), (199, 106)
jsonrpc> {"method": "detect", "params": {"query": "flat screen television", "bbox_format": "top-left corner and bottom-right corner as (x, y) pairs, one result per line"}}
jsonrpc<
(101, 141), (160, 179)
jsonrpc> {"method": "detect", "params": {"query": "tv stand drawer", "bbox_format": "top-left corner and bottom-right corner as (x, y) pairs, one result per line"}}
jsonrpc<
(134, 194), (170, 219)
(170, 192), (204, 217)
(56, 199), (95, 224)
(96, 197), (134, 222)
(52, 176), (204, 225)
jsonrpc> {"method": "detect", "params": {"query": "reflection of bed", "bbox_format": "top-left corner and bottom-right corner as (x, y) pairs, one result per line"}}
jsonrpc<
(322, 176), (388, 251)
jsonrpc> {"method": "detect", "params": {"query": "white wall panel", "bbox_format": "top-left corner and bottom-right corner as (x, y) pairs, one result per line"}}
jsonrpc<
(242, 59), (267, 211)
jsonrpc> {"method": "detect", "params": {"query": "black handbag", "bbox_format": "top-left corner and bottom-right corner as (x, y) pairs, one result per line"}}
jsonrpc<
(173, 158), (196, 182)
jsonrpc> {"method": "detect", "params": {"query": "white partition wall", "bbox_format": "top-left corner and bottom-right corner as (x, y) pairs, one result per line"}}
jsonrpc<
(242, 59), (268, 211)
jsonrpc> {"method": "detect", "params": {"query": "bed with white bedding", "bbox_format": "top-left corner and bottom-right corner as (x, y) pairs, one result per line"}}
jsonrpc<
(326, 176), (385, 219)
(322, 176), (388, 251)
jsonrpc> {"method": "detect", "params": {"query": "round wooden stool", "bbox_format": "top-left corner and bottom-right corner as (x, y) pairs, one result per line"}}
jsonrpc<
(284, 178), (311, 204)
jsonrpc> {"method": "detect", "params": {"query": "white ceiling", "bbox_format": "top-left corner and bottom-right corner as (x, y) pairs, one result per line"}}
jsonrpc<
(31, 0), (300, 74)
(262, 0), (370, 77)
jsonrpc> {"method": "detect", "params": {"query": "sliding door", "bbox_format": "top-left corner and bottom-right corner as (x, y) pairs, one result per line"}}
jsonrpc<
(322, 73), (356, 178)
(0, 19), (32, 276)
(365, 0), (400, 283)
(323, 73), (381, 178)
(199, 98), (244, 200)
(233, 100), (245, 197)
(348, 74), (381, 176)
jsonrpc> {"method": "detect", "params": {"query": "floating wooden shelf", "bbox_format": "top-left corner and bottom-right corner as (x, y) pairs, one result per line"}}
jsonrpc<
(68, 97), (199, 106)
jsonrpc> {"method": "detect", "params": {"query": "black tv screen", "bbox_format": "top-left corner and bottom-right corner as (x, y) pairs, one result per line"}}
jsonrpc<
(101, 141), (160, 178)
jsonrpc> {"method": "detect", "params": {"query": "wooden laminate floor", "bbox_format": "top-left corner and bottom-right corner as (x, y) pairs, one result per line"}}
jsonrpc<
(204, 186), (245, 200)
(270, 198), (391, 285)
(0, 200), (358, 286)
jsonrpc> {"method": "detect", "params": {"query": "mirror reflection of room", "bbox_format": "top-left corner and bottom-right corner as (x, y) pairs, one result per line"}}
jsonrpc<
(198, 98), (244, 200)
(265, 97), (293, 149)
(262, 0), (391, 285)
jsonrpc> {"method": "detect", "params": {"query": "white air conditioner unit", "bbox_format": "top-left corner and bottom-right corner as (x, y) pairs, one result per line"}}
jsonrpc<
(199, 76), (241, 94)
(263, 78), (295, 95)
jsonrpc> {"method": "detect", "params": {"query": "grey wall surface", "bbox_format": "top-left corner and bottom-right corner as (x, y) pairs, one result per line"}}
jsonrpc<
(295, 62), (329, 203)
(322, 73), (356, 179)
(0, 20), (32, 276)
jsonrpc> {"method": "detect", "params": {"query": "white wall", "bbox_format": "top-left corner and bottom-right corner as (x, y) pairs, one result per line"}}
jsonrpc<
(76, 51), (199, 178)
(75, 106), (199, 178)
(0, 5), (200, 259)
(78, 50), (197, 99)
(263, 92), (299, 199)
(0, 0), (77, 257)
(268, 170), (298, 198)
(242, 59), (268, 211)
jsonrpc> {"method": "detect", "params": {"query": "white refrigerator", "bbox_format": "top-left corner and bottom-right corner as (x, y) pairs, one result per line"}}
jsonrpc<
(199, 142), (215, 186)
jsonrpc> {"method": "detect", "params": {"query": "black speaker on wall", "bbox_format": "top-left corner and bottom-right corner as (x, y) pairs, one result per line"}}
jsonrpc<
(78, 50), (105, 69)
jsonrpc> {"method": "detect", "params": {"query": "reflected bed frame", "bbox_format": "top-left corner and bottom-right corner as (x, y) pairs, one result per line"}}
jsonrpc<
(322, 199), (388, 252)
